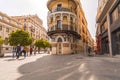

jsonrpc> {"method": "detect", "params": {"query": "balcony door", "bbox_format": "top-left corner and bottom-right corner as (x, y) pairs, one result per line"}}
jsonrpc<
(57, 4), (62, 11)
(57, 20), (62, 30)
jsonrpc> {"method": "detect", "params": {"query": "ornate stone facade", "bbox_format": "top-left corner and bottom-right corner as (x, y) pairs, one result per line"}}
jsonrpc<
(0, 12), (22, 53)
(47, 0), (90, 54)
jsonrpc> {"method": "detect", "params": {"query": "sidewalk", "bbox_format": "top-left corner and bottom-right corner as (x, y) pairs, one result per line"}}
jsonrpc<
(0, 53), (49, 80)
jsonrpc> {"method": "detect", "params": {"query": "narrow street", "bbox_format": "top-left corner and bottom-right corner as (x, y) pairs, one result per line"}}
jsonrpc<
(0, 53), (120, 80)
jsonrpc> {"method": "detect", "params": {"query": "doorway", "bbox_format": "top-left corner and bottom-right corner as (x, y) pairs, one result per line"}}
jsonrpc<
(57, 37), (62, 54)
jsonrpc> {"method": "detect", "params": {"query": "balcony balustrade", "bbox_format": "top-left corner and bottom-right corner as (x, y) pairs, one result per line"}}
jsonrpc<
(48, 7), (76, 14)
(47, 24), (80, 39)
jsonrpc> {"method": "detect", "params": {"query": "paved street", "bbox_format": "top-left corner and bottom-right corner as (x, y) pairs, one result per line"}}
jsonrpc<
(0, 53), (120, 80)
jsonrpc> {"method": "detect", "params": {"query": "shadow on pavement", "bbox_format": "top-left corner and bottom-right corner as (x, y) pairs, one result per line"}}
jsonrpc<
(16, 54), (94, 80)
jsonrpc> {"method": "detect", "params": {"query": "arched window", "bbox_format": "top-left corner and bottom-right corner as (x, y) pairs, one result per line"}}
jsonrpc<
(57, 37), (62, 42)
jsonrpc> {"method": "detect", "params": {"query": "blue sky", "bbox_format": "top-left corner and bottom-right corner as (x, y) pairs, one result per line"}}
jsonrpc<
(0, 0), (98, 39)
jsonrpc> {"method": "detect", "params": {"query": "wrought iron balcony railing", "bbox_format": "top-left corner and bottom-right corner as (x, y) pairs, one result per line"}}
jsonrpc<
(48, 7), (76, 14)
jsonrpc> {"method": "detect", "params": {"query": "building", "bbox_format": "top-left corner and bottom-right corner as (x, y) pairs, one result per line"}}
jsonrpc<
(0, 12), (48, 57)
(12, 15), (48, 40)
(96, 0), (120, 56)
(0, 12), (22, 55)
(47, 0), (91, 54)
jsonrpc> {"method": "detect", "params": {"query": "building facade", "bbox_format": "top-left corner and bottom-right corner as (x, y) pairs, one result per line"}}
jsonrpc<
(12, 15), (48, 40)
(96, 0), (120, 56)
(0, 12), (22, 54)
(0, 12), (48, 56)
(47, 0), (90, 54)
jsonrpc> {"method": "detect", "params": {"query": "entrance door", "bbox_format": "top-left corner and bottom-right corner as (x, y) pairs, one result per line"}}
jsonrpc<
(57, 43), (62, 54)
(57, 37), (62, 54)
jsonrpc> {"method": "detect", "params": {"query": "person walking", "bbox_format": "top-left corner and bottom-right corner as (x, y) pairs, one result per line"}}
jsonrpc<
(16, 45), (21, 59)
(23, 46), (27, 58)
(30, 47), (33, 56)
(88, 46), (91, 56)
(12, 47), (16, 58)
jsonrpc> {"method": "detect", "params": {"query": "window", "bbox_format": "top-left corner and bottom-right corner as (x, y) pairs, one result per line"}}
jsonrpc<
(57, 20), (61, 29)
(4, 37), (8, 45)
(57, 4), (62, 11)
(119, 3), (120, 16)
(24, 22), (26, 30)
(57, 37), (62, 42)
(111, 3), (119, 23)
(82, 19), (85, 25)
(101, 19), (107, 33)
(0, 26), (2, 31)
(0, 16), (2, 19)
(6, 28), (9, 32)
(70, 17), (73, 25)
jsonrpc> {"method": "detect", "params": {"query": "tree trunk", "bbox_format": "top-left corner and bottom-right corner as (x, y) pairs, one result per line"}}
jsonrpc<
(38, 48), (40, 54)
(0, 45), (4, 57)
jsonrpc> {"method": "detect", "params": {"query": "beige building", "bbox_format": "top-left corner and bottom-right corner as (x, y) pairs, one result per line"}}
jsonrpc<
(47, 0), (91, 55)
(0, 12), (48, 56)
(0, 12), (22, 54)
(12, 15), (48, 40)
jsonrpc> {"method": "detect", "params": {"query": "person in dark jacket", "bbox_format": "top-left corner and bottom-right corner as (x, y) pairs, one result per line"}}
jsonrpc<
(16, 45), (21, 59)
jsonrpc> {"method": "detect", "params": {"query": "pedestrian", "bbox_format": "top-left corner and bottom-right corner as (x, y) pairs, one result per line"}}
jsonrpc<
(23, 46), (27, 58)
(12, 47), (16, 58)
(16, 45), (21, 59)
(30, 47), (33, 56)
(88, 46), (91, 56)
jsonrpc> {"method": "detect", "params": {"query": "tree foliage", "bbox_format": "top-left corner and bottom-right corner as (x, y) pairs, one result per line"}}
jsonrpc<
(0, 38), (4, 45)
(8, 30), (33, 46)
(0, 37), (4, 57)
(34, 39), (51, 49)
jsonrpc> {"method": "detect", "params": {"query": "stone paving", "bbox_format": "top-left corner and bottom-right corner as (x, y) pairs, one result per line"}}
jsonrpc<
(0, 53), (49, 80)
(0, 53), (120, 80)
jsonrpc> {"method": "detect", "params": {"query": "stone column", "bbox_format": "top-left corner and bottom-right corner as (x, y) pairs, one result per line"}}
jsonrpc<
(107, 13), (113, 57)
(68, 14), (70, 30)
(53, 15), (56, 30)
(61, 13), (63, 30)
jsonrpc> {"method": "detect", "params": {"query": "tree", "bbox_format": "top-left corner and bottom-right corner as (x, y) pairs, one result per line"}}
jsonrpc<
(34, 39), (43, 54)
(34, 39), (51, 53)
(8, 30), (33, 46)
(0, 38), (4, 57)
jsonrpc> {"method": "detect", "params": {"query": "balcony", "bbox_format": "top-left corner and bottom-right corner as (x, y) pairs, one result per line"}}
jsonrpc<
(48, 7), (76, 15)
(47, 24), (81, 39)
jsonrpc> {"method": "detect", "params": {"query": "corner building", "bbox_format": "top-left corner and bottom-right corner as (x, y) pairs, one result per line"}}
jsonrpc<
(47, 0), (88, 54)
